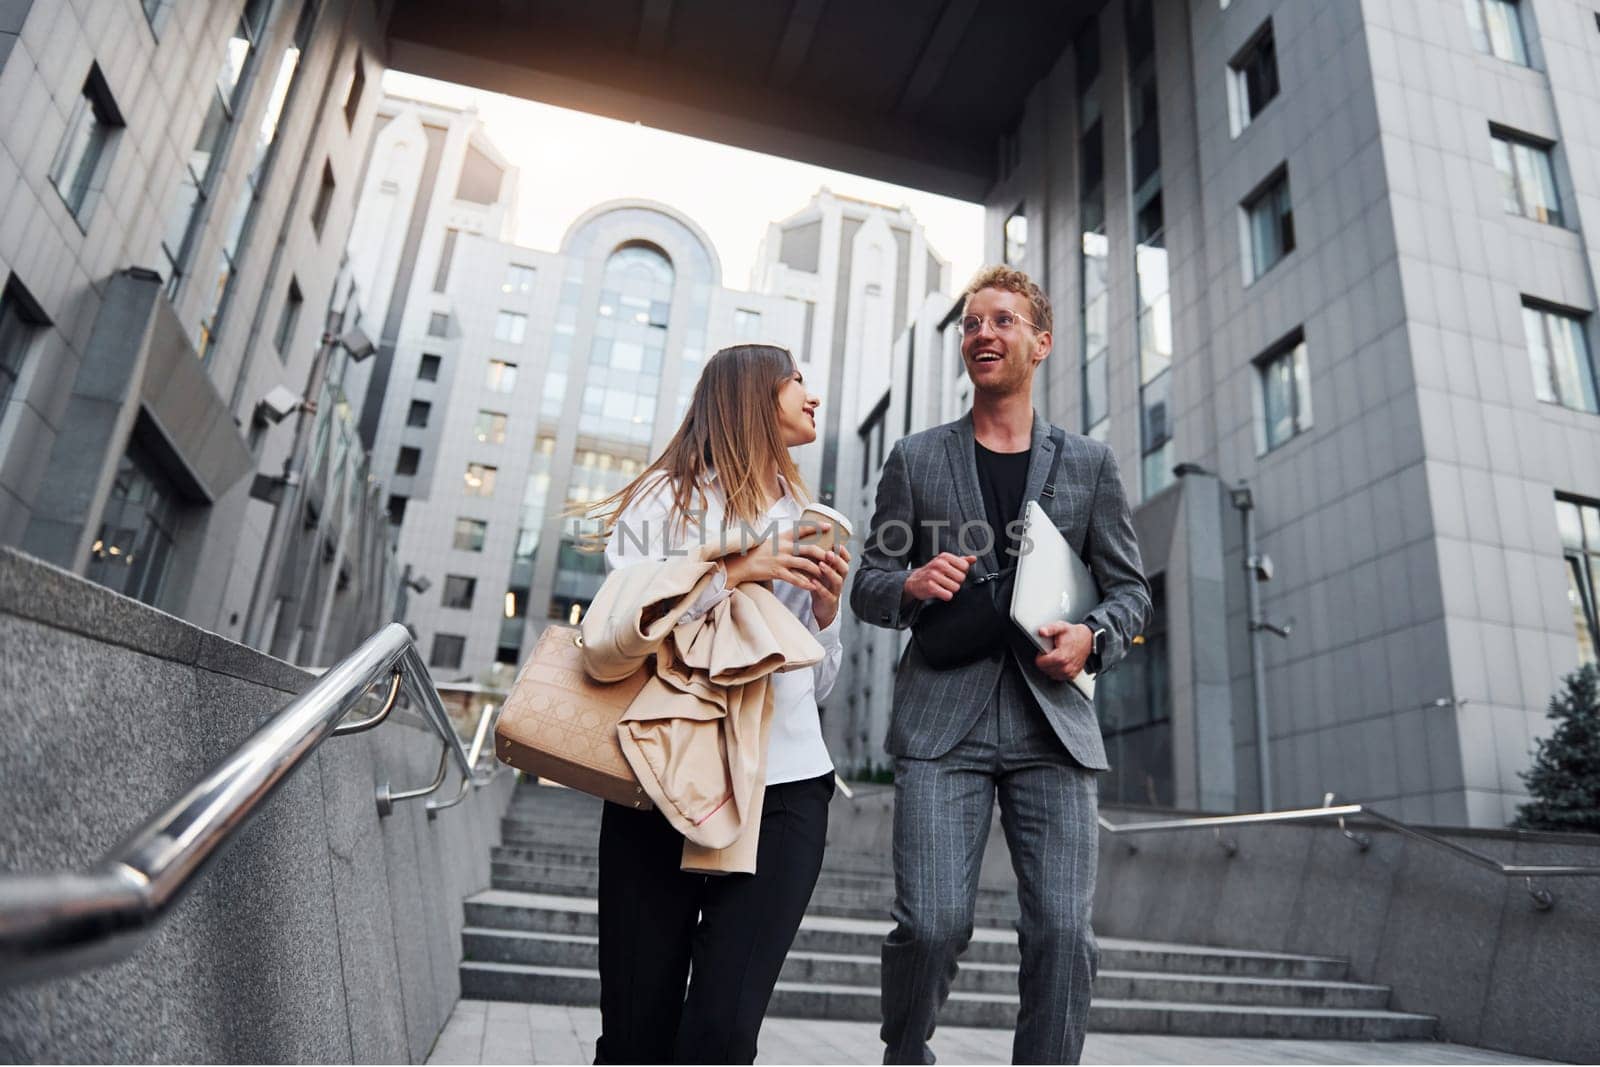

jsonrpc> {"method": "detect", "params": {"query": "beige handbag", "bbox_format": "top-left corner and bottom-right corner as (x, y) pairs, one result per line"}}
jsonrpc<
(493, 624), (653, 810)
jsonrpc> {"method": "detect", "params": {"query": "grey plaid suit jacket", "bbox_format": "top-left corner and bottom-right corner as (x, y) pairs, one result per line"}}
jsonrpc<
(849, 411), (1152, 769)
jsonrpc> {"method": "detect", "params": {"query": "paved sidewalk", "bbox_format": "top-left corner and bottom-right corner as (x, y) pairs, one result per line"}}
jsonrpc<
(425, 1001), (1550, 1065)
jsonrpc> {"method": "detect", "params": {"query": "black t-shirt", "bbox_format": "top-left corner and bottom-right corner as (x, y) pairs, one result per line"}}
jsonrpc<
(974, 441), (1030, 565)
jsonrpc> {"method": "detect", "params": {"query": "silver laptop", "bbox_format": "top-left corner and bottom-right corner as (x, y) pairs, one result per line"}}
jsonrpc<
(1009, 500), (1100, 700)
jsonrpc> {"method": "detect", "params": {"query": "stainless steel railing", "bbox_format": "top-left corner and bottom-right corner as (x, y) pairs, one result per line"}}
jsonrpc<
(0, 623), (500, 988)
(1097, 794), (1600, 910)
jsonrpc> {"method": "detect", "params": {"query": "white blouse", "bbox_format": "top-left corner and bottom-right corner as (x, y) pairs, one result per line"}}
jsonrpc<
(602, 470), (840, 786)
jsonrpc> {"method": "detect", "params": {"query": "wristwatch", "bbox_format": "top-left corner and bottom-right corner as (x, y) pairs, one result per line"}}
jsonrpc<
(1085, 626), (1108, 673)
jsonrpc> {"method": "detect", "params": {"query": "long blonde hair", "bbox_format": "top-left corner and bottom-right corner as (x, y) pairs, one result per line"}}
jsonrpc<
(587, 344), (812, 540)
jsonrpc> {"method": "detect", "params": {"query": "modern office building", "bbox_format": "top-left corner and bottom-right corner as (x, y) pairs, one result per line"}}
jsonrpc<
(752, 190), (952, 506)
(829, 0), (1600, 826)
(0, 0), (399, 666)
(349, 97), (809, 682)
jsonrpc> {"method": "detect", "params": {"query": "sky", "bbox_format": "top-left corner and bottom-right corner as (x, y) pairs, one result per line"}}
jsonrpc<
(381, 71), (986, 291)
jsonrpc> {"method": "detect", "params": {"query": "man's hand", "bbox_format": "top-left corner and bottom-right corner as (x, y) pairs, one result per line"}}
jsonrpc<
(902, 553), (978, 605)
(807, 545), (852, 629)
(1035, 621), (1092, 681)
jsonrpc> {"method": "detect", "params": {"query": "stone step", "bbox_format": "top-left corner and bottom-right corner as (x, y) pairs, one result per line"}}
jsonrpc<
(460, 928), (1388, 1009)
(485, 863), (1018, 925)
(461, 891), (1351, 980)
(458, 961), (1435, 1040)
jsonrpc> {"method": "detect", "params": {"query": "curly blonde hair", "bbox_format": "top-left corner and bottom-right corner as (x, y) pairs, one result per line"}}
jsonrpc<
(962, 265), (1053, 334)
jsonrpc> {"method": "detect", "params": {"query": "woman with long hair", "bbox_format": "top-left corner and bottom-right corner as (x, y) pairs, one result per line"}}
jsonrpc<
(586, 343), (850, 1064)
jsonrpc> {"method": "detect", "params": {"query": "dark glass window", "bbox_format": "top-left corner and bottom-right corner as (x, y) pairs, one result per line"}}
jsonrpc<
(85, 436), (182, 607)
(442, 575), (477, 610)
(1230, 23), (1279, 133)
(430, 633), (465, 670)
(396, 446), (421, 476)
(418, 354), (442, 381)
(0, 277), (48, 427)
(406, 400), (431, 428)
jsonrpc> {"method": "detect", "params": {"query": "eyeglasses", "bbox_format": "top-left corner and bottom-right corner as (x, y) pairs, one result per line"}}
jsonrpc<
(959, 311), (1044, 336)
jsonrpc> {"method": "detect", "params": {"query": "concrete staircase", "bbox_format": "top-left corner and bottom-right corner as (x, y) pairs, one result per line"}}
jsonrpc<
(459, 784), (1438, 1041)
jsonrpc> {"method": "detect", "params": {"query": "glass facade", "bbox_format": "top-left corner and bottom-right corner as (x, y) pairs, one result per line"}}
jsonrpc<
(1522, 301), (1599, 413)
(85, 437), (182, 607)
(1464, 0), (1529, 64)
(1491, 130), (1563, 226)
(160, 0), (272, 298)
(453, 517), (487, 552)
(1557, 497), (1600, 667)
(1228, 22), (1278, 135)
(1077, 25), (1110, 443)
(1245, 171), (1295, 281)
(1259, 334), (1312, 452)
(1096, 575), (1172, 805)
(1128, 0), (1174, 499)
(197, 0), (315, 363)
(50, 67), (121, 220)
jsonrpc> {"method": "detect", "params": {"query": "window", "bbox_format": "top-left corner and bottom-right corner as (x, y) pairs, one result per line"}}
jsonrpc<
(474, 410), (508, 444)
(453, 517), (488, 552)
(429, 633), (465, 670)
(464, 462), (497, 497)
(0, 278), (48, 427)
(387, 494), (407, 525)
(433, 229), (458, 293)
(485, 360), (518, 392)
(1522, 301), (1598, 413)
(1243, 168), (1295, 281)
(85, 436), (182, 607)
(1464, 0), (1529, 65)
(406, 400), (431, 428)
(1257, 330), (1313, 452)
(1228, 22), (1279, 136)
(503, 264), (536, 294)
(733, 309), (762, 338)
(427, 312), (449, 337)
(1557, 497), (1600, 666)
(1004, 207), (1028, 266)
(859, 394), (889, 487)
(50, 65), (123, 221)
(495, 311), (528, 344)
(311, 160), (335, 237)
(196, 2), (314, 358)
(274, 278), (302, 356)
(343, 56), (365, 126)
(1491, 128), (1562, 226)
(418, 353), (442, 381)
(158, 0), (270, 294)
(442, 575), (477, 610)
(396, 446), (421, 476)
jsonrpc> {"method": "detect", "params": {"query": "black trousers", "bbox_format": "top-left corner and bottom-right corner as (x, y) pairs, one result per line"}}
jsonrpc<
(594, 772), (833, 1065)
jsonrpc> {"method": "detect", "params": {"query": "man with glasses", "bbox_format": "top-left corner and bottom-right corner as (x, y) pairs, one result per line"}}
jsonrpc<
(851, 266), (1150, 1064)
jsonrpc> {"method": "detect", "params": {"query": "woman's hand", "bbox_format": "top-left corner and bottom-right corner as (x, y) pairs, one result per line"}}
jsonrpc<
(721, 526), (829, 593)
(807, 545), (852, 629)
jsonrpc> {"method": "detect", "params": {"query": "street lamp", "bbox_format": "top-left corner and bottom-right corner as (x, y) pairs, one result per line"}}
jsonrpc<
(1173, 461), (1292, 811)
(240, 314), (376, 652)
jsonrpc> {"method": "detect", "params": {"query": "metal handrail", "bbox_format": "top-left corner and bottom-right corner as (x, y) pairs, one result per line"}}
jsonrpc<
(0, 623), (489, 988)
(425, 702), (500, 817)
(1097, 795), (1600, 910)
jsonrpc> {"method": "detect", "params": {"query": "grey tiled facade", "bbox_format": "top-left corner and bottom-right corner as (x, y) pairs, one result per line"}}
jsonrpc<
(0, 0), (398, 666)
(847, 0), (1600, 826)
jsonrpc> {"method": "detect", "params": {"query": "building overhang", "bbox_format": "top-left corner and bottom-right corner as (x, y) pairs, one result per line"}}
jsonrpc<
(384, 0), (1098, 202)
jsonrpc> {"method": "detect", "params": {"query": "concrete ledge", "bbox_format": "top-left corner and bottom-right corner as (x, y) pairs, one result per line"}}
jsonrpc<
(0, 545), (515, 1062)
(1093, 804), (1600, 1063)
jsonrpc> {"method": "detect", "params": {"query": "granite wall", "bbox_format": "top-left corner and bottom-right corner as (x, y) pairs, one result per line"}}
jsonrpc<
(0, 547), (514, 1062)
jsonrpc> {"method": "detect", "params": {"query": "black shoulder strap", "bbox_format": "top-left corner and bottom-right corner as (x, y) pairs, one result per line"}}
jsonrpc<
(1041, 427), (1066, 500)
